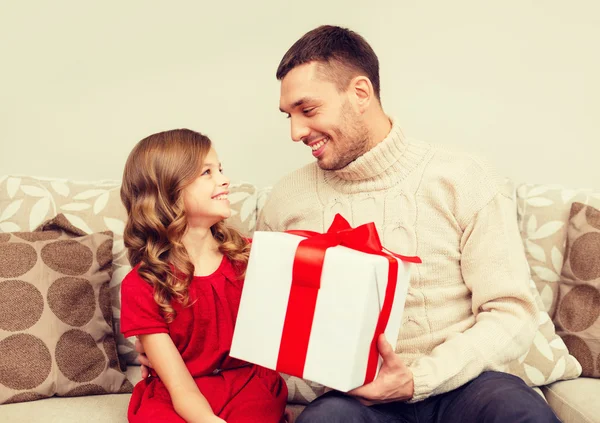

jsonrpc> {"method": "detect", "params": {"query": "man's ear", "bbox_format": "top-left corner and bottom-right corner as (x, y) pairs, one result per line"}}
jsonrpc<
(350, 76), (374, 113)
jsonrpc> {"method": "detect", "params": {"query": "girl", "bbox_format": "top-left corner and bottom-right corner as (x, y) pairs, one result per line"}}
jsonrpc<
(119, 129), (288, 423)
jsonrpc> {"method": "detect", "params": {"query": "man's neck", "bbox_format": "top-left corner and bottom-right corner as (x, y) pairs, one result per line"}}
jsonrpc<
(328, 117), (422, 188)
(365, 109), (393, 152)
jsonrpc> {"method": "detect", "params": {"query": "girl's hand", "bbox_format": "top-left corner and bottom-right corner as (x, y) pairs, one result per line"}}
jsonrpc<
(200, 416), (226, 423)
(135, 337), (152, 378)
(284, 407), (295, 423)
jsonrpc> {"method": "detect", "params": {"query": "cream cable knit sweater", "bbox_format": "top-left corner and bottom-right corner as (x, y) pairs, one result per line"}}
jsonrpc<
(256, 121), (538, 402)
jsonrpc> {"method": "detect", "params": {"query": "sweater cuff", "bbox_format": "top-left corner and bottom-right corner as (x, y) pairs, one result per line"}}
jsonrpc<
(408, 363), (435, 403)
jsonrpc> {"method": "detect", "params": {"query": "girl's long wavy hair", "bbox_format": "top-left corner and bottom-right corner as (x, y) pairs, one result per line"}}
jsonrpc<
(120, 129), (250, 323)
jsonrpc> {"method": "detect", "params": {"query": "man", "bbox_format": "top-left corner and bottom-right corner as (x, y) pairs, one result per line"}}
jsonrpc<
(136, 25), (559, 422)
(257, 25), (559, 422)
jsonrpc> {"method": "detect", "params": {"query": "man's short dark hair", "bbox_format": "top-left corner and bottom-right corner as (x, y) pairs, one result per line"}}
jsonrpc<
(276, 25), (381, 100)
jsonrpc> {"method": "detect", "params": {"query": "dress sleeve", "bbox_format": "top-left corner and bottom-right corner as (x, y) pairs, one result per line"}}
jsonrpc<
(120, 269), (169, 338)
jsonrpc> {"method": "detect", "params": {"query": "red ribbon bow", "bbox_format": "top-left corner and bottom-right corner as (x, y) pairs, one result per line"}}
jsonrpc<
(276, 214), (421, 385)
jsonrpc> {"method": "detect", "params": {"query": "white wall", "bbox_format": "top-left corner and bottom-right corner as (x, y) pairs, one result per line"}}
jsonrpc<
(1, 0), (598, 189)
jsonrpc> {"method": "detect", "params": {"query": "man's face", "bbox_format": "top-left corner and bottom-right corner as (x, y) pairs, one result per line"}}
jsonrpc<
(279, 62), (369, 170)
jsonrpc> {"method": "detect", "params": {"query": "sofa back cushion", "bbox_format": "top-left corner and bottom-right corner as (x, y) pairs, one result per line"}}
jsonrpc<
(554, 202), (600, 378)
(0, 175), (259, 365)
(516, 184), (600, 316)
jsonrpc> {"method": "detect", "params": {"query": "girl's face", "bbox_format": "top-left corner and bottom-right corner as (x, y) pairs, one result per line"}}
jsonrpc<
(183, 147), (231, 228)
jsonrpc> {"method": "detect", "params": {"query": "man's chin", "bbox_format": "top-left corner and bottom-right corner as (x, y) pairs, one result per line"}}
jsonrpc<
(316, 157), (350, 172)
(315, 154), (334, 170)
(316, 161), (335, 171)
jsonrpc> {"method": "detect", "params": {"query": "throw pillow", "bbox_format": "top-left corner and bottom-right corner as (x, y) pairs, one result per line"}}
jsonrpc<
(280, 374), (327, 405)
(496, 182), (582, 387)
(516, 184), (600, 316)
(553, 202), (600, 377)
(0, 214), (132, 404)
(0, 175), (259, 366)
(507, 276), (582, 386)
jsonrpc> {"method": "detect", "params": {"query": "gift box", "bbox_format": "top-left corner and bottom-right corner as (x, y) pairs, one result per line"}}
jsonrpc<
(230, 214), (421, 392)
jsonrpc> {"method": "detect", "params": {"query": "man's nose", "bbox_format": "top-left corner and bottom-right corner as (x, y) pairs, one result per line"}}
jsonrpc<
(290, 117), (310, 143)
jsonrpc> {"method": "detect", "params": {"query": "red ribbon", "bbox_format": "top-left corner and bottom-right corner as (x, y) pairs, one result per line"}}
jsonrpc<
(276, 214), (421, 385)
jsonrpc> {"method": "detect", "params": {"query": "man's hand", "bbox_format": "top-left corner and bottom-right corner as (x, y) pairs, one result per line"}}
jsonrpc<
(347, 334), (414, 405)
(135, 337), (153, 378)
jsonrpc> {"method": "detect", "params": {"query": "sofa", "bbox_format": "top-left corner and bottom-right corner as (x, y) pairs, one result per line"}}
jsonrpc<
(0, 174), (599, 423)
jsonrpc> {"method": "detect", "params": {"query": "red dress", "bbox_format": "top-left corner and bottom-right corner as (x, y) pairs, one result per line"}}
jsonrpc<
(120, 256), (287, 423)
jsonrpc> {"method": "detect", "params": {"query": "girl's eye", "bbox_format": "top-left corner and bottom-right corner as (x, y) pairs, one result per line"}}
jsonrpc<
(202, 169), (210, 176)
(219, 168), (224, 174)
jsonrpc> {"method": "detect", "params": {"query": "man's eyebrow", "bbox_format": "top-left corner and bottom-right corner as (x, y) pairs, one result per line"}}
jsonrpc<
(279, 97), (316, 113)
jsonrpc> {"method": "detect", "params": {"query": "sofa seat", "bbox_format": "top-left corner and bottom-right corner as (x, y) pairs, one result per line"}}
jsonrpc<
(0, 367), (141, 423)
(0, 367), (307, 423)
(0, 365), (551, 423)
(542, 378), (600, 423)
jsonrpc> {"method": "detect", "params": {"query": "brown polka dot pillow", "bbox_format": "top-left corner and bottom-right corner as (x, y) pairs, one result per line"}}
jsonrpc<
(0, 214), (132, 405)
(554, 202), (600, 378)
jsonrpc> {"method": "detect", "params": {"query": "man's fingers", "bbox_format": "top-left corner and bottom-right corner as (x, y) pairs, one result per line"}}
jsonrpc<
(355, 396), (376, 406)
(347, 388), (376, 406)
(347, 386), (362, 397)
(348, 384), (372, 398)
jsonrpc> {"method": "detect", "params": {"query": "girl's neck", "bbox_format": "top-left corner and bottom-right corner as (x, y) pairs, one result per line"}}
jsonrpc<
(181, 226), (223, 277)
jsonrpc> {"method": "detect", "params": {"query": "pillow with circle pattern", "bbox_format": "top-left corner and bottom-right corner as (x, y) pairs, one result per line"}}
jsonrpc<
(0, 214), (132, 404)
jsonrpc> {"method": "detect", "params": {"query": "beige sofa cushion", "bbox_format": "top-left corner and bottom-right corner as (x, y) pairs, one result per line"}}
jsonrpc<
(0, 372), (579, 423)
(0, 175), (259, 367)
(542, 377), (600, 423)
(0, 366), (141, 423)
(0, 367), (312, 423)
(0, 215), (132, 404)
(516, 184), (600, 315)
(554, 203), (600, 378)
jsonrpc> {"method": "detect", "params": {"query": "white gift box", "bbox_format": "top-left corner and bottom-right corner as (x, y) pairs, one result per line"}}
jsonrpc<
(230, 229), (416, 392)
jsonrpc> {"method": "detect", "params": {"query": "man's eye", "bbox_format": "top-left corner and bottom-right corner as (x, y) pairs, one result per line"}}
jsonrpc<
(303, 108), (315, 115)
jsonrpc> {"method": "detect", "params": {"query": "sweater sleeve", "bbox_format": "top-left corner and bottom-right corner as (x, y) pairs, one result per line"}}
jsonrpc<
(256, 178), (294, 232)
(256, 163), (322, 233)
(408, 164), (538, 402)
(256, 203), (275, 232)
(256, 177), (288, 232)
